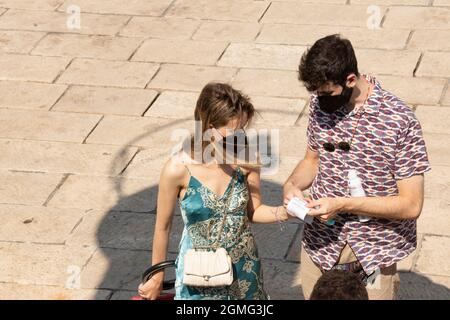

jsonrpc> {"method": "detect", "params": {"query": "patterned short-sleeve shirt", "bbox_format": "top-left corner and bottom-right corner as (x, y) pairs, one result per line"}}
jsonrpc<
(303, 74), (431, 274)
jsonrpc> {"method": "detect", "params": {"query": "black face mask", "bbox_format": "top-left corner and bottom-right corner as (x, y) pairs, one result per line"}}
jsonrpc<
(221, 131), (249, 157)
(213, 129), (250, 163)
(317, 85), (353, 114)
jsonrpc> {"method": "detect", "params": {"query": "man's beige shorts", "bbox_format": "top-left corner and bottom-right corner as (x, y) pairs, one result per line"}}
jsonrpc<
(299, 244), (400, 300)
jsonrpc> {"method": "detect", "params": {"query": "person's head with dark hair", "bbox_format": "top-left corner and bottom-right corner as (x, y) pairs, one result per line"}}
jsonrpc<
(310, 270), (369, 300)
(298, 34), (363, 114)
(299, 34), (359, 92)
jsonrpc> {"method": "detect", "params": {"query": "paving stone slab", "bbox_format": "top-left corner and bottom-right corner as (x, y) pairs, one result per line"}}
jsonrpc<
(80, 248), (177, 290)
(0, 54), (70, 83)
(32, 34), (142, 60)
(262, 3), (387, 27)
(86, 115), (194, 149)
(232, 69), (309, 99)
(120, 148), (171, 181)
(0, 139), (138, 175)
(193, 21), (261, 42)
(148, 64), (236, 92)
(384, 6), (450, 29)
(0, 81), (67, 110)
(109, 290), (136, 300)
(46, 174), (158, 212)
(424, 165), (450, 201)
(0, 9), (129, 35)
(443, 85), (450, 106)
(0, 243), (96, 286)
(53, 85), (158, 116)
(248, 123), (308, 158)
(408, 29), (450, 51)
(261, 259), (303, 300)
(397, 272), (450, 300)
(58, 0), (173, 16)
(218, 43), (307, 71)
(0, 171), (63, 205)
(416, 52), (450, 78)
(257, 24), (410, 50)
(423, 133), (450, 167)
(131, 39), (228, 66)
(398, 234), (423, 272)
(251, 96), (306, 127)
(57, 58), (159, 88)
(0, 0), (64, 10)
(0, 204), (85, 244)
(143, 91), (197, 120)
(356, 49), (421, 77)
(418, 198), (450, 237)
(252, 222), (299, 260)
(434, 0), (450, 5)
(120, 17), (200, 40)
(0, 109), (101, 142)
(67, 209), (184, 251)
(377, 75), (446, 105)
(0, 283), (112, 300)
(415, 235), (450, 277)
(0, 31), (46, 54)
(285, 225), (305, 263)
(352, 0), (428, 4)
(166, 0), (270, 22)
(416, 106), (450, 135)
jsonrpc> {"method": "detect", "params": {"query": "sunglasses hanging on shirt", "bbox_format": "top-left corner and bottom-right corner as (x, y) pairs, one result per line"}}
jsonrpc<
(323, 141), (351, 152)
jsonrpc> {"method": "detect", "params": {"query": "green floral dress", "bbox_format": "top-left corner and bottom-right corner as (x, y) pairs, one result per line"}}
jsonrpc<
(174, 166), (267, 300)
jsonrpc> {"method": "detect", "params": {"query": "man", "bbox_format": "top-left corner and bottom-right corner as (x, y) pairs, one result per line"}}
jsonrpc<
(283, 34), (430, 300)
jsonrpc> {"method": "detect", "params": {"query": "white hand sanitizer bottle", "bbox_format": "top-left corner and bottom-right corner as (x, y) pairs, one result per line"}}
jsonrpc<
(348, 169), (370, 222)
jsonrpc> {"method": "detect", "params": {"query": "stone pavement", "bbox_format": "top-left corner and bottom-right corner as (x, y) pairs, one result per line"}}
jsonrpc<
(0, 0), (449, 300)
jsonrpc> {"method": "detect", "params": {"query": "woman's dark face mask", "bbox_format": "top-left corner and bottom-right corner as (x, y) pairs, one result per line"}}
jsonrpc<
(317, 84), (353, 114)
(221, 130), (249, 157)
(212, 129), (250, 163)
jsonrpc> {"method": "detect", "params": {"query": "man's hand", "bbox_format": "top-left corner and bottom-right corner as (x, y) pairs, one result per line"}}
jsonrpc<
(282, 148), (319, 208)
(283, 182), (306, 208)
(307, 197), (344, 222)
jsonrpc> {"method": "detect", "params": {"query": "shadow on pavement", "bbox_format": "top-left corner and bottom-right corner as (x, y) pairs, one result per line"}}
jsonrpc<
(94, 178), (304, 300)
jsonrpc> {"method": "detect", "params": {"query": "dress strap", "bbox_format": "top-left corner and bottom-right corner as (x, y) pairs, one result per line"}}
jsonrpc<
(177, 165), (192, 200)
(235, 165), (244, 179)
(183, 164), (192, 176)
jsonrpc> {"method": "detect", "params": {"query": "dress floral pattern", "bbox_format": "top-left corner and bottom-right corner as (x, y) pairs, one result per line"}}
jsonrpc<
(174, 166), (267, 300)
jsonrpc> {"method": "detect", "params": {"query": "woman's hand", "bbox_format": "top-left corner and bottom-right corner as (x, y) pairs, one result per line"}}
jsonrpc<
(306, 197), (344, 223)
(137, 277), (163, 300)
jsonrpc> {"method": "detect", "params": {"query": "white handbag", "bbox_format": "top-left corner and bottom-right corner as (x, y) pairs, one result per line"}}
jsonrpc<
(183, 247), (233, 287)
(182, 171), (236, 287)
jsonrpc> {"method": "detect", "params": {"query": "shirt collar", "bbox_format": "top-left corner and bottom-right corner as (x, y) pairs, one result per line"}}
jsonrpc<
(359, 74), (383, 116)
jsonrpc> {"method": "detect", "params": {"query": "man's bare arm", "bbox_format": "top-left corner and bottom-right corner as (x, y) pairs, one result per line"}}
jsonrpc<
(342, 175), (424, 219)
(283, 147), (319, 201)
(308, 174), (425, 220)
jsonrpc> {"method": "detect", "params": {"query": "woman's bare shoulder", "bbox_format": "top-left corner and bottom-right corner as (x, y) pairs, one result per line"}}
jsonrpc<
(160, 154), (190, 184)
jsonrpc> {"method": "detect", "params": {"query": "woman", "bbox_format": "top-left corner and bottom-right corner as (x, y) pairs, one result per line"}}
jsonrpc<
(138, 83), (292, 300)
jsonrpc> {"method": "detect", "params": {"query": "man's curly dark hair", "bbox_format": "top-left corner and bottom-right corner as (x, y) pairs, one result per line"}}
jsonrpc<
(310, 270), (369, 300)
(298, 34), (360, 92)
